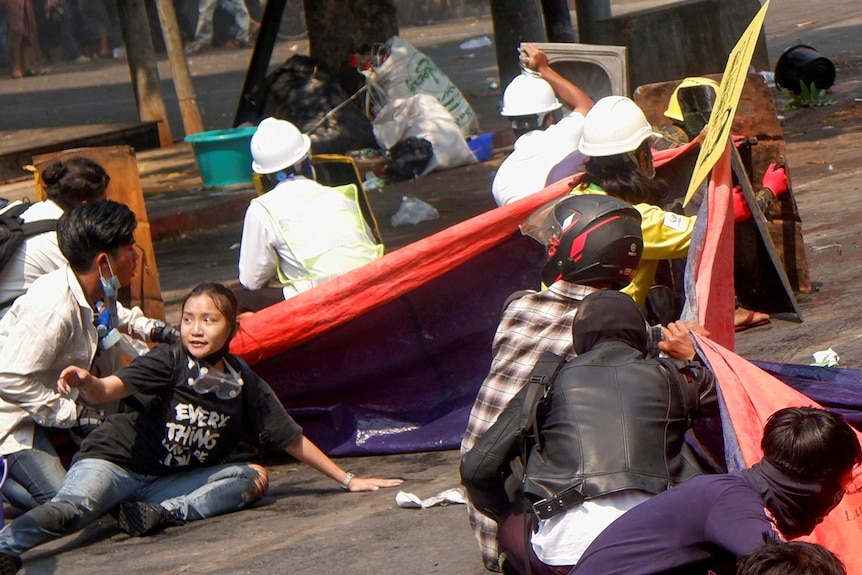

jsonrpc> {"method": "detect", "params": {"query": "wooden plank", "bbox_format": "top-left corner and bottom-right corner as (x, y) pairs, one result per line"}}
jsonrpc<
(31, 146), (166, 321)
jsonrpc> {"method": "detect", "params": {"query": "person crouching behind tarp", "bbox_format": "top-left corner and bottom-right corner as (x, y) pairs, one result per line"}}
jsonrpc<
(461, 290), (718, 575)
(461, 194), (644, 572)
(491, 44), (594, 207)
(570, 406), (861, 575)
(570, 95), (788, 327)
(235, 117), (383, 314)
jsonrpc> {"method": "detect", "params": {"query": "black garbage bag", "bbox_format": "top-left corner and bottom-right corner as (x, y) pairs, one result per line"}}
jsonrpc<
(251, 54), (378, 154)
(385, 137), (434, 182)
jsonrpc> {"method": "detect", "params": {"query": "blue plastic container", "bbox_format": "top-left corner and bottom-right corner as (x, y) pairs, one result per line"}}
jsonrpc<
(467, 132), (494, 162)
(184, 126), (257, 187)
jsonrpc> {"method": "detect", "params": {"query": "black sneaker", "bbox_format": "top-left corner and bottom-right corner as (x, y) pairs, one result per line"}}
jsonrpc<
(117, 502), (175, 537)
(0, 552), (21, 575)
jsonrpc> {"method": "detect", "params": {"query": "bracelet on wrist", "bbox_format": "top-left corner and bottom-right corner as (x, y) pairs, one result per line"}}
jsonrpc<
(341, 472), (355, 491)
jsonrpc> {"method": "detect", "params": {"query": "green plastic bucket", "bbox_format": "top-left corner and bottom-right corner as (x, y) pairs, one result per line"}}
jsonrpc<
(185, 126), (257, 187)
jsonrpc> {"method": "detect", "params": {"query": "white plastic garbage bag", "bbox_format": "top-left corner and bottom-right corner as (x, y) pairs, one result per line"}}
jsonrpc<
(391, 196), (439, 227)
(373, 94), (477, 175)
(365, 36), (479, 136)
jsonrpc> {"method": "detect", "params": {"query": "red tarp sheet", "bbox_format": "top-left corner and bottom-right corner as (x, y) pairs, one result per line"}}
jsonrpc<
(696, 335), (862, 574)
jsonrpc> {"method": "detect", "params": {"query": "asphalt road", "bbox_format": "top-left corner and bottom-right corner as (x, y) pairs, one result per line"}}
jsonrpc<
(3, 2), (862, 574)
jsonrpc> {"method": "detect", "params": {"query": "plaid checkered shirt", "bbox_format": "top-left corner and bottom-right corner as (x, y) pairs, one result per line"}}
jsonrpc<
(460, 281), (598, 571)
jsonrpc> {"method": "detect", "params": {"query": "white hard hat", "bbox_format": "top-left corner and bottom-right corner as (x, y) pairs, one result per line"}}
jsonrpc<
(500, 73), (562, 117)
(578, 96), (660, 157)
(250, 117), (312, 174)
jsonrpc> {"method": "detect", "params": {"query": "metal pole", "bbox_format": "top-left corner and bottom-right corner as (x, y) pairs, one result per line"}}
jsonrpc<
(116, 0), (173, 146)
(490, 0), (547, 91)
(153, 0), (204, 136)
(233, 0), (287, 127)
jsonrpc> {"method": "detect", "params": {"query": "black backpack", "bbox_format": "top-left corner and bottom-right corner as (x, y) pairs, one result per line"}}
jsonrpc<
(0, 200), (58, 283)
(460, 351), (567, 522)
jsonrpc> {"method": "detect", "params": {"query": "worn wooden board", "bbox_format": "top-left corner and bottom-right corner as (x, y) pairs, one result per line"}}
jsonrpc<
(32, 146), (165, 320)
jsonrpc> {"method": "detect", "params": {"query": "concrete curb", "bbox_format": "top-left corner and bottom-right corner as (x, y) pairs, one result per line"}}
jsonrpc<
(145, 186), (255, 241)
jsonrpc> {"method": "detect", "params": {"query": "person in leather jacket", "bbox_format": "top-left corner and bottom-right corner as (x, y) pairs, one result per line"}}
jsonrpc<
(461, 289), (718, 575)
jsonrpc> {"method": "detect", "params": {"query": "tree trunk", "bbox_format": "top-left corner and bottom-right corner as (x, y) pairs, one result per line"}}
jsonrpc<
(490, 0), (547, 90)
(116, 0), (173, 146)
(574, 0), (611, 43)
(305, 0), (398, 81)
(541, 0), (577, 42)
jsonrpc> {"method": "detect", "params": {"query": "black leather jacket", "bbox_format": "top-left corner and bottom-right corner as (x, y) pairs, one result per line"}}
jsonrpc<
(522, 340), (717, 519)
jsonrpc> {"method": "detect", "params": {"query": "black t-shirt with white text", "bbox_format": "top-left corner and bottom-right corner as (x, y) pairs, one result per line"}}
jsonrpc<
(75, 344), (303, 476)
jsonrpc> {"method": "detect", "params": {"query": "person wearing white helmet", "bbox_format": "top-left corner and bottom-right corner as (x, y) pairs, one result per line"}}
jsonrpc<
(491, 44), (594, 207)
(235, 117), (383, 313)
(571, 95), (787, 329)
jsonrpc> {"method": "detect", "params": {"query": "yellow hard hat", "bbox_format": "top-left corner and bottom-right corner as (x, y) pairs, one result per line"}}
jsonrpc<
(664, 77), (721, 122)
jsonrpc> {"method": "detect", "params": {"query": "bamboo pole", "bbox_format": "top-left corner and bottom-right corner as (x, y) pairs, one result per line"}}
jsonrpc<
(154, 0), (204, 136)
(117, 0), (174, 146)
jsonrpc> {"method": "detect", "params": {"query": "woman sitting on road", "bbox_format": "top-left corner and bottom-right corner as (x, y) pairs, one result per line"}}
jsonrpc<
(0, 282), (402, 574)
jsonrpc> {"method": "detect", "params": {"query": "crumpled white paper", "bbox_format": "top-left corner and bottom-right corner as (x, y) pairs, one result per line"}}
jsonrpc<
(395, 487), (466, 509)
(811, 348), (840, 367)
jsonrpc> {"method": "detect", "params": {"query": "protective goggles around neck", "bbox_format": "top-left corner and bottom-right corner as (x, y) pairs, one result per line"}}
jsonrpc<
(187, 358), (243, 400)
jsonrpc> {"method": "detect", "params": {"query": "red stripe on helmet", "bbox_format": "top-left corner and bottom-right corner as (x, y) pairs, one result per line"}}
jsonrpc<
(568, 215), (621, 262)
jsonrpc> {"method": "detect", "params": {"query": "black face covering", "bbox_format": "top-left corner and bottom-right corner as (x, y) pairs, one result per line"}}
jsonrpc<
(573, 290), (648, 356)
(742, 459), (847, 539)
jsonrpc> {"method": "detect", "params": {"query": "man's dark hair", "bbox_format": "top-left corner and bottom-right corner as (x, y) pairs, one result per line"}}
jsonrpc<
(57, 200), (137, 272)
(762, 406), (861, 479)
(737, 540), (845, 575)
(581, 140), (660, 205)
(42, 157), (110, 212)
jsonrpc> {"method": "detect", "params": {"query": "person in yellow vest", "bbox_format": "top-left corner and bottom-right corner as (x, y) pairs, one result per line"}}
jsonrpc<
(570, 96), (787, 327)
(235, 117), (383, 314)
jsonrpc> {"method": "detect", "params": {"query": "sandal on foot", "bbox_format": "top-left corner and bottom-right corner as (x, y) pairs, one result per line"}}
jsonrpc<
(734, 308), (771, 332)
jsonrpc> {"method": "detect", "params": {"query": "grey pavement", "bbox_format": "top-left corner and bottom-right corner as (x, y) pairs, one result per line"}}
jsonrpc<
(2, 2), (862, 574)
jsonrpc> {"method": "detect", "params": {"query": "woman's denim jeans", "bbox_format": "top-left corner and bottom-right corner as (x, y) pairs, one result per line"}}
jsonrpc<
(0, 458), (263, 556)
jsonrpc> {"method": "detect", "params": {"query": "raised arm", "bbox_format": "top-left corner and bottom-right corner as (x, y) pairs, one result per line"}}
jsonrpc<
(284, 435), (403, 492)
(522, 43), (594, 116)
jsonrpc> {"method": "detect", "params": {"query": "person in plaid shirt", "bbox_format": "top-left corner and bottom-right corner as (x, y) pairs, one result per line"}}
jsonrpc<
(460, 194), (644, 571)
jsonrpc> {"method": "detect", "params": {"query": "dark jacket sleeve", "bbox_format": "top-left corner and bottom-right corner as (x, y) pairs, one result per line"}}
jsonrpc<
(660, 356), (719, 419)
(460, 386), (527, 521)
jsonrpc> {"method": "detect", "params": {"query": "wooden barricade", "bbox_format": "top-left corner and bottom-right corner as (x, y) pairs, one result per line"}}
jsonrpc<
(32, 146), (165, 320)
(634, 74), (812, 318)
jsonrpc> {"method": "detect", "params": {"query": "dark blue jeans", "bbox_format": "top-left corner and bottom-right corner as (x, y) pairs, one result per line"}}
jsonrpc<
(1, 427), (67, 512)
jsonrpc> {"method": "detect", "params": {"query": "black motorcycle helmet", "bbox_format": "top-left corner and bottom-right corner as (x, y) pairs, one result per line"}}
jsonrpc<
(539, 195), (643, 287)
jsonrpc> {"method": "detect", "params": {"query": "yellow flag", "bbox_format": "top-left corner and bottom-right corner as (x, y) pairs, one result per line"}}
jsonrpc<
(683, 0), (771, 205)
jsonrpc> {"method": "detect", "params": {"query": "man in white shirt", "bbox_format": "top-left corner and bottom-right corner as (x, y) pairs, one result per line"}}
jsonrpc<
(491, 44), (595, 207)
(0, 201), (165, 511)
(236, 117), (383, 313)
(0, 157), (109, 316)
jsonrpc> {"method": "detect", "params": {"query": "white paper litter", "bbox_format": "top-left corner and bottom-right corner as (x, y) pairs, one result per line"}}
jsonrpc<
(811, 348), (840, 367)
(395, 487), (466, 509)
